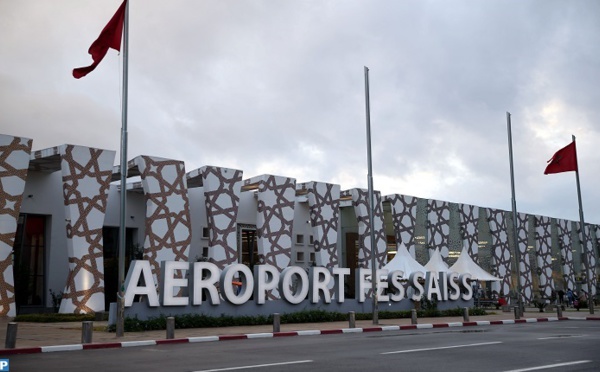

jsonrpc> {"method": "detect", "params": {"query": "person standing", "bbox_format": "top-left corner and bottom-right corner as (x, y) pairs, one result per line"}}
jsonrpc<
(566, 288), (574, 307)
(557, 289), (565, 305)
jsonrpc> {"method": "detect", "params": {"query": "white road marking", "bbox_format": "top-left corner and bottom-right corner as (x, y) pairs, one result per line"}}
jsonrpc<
(192, 360), (313, 372)
(501, 360), (591, 372)
(381, 341), (502, 354)
(537, 335), (586, 340)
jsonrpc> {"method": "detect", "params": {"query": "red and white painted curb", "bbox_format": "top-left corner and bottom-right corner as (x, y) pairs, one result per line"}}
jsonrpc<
(1, 316), (599, 355)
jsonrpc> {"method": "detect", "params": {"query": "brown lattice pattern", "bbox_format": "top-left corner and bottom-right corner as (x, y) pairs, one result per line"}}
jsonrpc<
(137, 156), (191, 286)
(584, 224), (597, 296)
(254, 175), (295, 268)
(305, 182), (340, 269)
(535, 216), (555, 300)
(486, 208), (512, 296)
(0, 136), (32, 316)
(515, 212), (533, 303)
(201, 166), (242, 269)
(557, 219), (576, 291)
(60, 145), (114, 314)
(458, 203), (479, 263)
(348, 189), (387, 270)
(594, 225), (600, 294)
(253, 175), (295, 299)
(427, 199), (451, 259)
(385, 194), (418, 257)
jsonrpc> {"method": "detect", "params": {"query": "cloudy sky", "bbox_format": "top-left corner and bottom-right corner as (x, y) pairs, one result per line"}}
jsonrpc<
(1, 0), (599, 224)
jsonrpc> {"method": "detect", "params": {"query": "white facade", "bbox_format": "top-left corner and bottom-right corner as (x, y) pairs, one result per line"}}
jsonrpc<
(0, 133), (598, 315)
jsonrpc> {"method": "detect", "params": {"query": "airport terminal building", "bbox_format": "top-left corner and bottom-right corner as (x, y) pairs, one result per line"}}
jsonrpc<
(0, 133), (598, 316)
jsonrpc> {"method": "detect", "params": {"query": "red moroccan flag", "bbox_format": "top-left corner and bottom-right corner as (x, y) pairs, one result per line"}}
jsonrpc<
(544, 141), (578, 175)
(73, 0), (127, 79)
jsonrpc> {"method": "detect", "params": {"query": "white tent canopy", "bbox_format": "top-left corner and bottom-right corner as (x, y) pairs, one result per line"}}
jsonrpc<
(424, 248), (449, 275)
(381, 242), (427, 279)
(449, 246), (501, 281)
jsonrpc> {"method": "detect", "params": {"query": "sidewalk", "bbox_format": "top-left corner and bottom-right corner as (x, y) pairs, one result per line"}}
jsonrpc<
(1, 308), (598, 355)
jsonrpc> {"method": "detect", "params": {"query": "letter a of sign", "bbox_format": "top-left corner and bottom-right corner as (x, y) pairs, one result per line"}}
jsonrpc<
(124, 260), (160, 306)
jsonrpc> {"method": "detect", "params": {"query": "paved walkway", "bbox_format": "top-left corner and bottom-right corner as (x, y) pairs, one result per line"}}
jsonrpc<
(1, 308), (598, 355)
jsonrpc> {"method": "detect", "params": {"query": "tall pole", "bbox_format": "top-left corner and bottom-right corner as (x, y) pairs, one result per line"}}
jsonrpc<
(116, 0), (130, 337)
(506, 112), (523, 314)
(364, 66), (378, 324)
(572, 135), (594, 314)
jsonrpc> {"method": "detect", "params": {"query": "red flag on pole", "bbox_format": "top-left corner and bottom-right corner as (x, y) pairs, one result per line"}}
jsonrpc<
(73, 0), (127, 79)
(544, 141), (578, 175)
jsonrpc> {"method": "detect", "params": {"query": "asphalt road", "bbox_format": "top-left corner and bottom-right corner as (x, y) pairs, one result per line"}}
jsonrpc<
(6, 321), (600, 372)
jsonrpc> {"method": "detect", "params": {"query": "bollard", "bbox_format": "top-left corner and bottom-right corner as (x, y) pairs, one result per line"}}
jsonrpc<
(411, 309), (418, 325)
(520, 304), (524, 318)
(462, 307), (470, 322)
(166, 317), (175, 339)
(556, 305), (563, 318)
(518, 305), (523, 318)
(81, 321), (93, 344)
(5, 322), (17, 349)
(273, 313), (280, 333)
(514, 306), (520, 320)
(349, 311), (356, 328)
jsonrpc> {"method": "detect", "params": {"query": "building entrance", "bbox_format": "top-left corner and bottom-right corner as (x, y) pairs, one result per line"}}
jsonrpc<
(238, 225), (259, 270)
(345, 232), (359, 299)
(102, 227), (137, 311)
(13, 214), (46, 313)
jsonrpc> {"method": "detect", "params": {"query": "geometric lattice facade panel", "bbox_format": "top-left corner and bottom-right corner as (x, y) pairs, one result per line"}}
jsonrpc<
(427, 199), (450, 259)
(245, 175), (296, 299)
(344, 188), (387, 270)
(193, 166), (243, 269)
(135, 156), (192, 287)
(385, 194), (418, 258)
(458, 203), (479, 263)
(302, 182), (340, 269)
(0, 135), (32, 316)
(247, 175), (295, 270)
(535, 216), (555, 300)
(486, 208), (512, 296)
(595, 225), (600, 294)
(557, 219), (576, 291)
(58, 145), (115, 314)
(515, 212), (533, 303)
(583, 224), (597, 296)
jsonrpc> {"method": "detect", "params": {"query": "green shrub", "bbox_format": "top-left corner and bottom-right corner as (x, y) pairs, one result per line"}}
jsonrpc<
(105, 307), (490, 332)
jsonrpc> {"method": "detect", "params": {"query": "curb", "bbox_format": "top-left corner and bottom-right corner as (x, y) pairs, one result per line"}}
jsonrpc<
(1, 316), (597, 356)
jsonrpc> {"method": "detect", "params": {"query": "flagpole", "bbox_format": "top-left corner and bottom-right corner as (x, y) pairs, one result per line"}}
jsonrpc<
(116, 0), (130, 337)
(506, 112), (524, 316)
(572, 135), (594, 315)
(364, 66), (378, 325)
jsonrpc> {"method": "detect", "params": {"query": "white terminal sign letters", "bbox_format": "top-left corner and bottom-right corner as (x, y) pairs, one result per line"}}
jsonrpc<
(123, 260), (473, 308)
